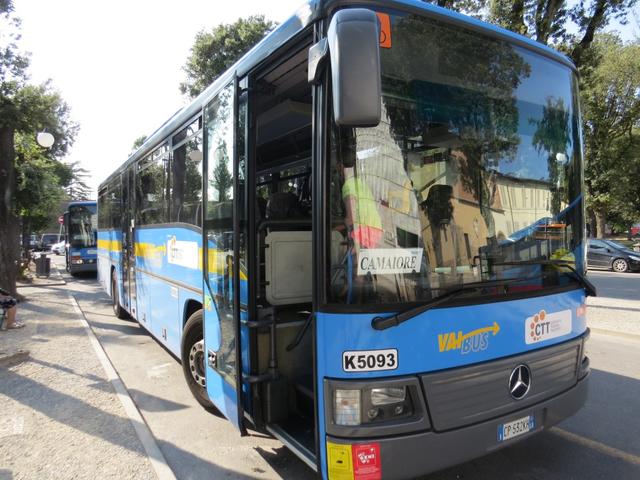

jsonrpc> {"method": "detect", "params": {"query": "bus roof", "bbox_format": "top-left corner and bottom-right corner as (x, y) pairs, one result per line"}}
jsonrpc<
(99, 0), (575, 189)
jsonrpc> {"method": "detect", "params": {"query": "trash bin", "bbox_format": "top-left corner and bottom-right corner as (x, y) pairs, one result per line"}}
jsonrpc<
(35, 254), (51, 277)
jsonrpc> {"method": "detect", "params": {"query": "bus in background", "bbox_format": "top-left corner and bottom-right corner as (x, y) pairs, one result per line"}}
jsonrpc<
(64, 200), (98, 275)
(98, 2), (594, 478)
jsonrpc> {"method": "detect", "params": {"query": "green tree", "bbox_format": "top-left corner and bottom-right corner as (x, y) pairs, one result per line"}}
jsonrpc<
(14, 132), (72, 234)
(211, 144), (233, 202)
(483, 0), (638, 66)
(0, 1), (77, 293)
(581, 35), (640, 237)
(421, 0), (487, 17)
(62, 160), (92, 200)
(531, 98), (571, 215)
(604, 130), (640, 232)
(131, 135), (147, 153)
(180, 15), (276, 98)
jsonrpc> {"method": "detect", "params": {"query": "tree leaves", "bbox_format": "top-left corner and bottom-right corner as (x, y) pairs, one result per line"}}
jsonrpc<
(180, 15), (276, 99)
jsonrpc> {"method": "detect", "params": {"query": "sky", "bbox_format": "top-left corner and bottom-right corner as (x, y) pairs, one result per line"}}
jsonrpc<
(12, 1), (640, 197)
(13, 0), (304, 195)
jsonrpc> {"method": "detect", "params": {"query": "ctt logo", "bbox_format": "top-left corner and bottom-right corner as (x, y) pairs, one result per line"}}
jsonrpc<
(438, 322), (500, 354)
(526, 309), (572, 344)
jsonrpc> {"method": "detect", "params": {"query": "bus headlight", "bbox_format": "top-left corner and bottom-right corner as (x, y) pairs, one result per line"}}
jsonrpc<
(334, 389), (361, 426)
(366, 386), (412, 421)
(333, 385), (413, 426)
(371, 386), (405, 405)
(326, 378), (430, 436)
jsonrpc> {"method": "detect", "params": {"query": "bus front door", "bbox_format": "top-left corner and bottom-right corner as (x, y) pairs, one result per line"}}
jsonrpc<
(122, 170), (137, 318)
(201, 81), (244, 429)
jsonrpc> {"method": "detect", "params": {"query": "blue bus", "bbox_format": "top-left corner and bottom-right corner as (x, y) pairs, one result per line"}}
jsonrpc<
(64, 200), (98, 275)
(98, 1), (594, 477)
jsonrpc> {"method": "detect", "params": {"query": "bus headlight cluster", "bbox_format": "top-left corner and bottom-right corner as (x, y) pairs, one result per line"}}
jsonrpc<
(334, 389), (361, 426)
(334, 386), (413, 426)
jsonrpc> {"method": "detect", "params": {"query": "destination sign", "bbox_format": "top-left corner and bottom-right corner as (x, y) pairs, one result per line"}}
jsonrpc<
(357, 248), (423, 275)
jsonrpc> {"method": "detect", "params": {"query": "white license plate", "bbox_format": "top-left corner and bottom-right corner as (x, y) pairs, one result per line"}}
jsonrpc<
(498, 415), (535, 442)
(342, 349), (398, 372)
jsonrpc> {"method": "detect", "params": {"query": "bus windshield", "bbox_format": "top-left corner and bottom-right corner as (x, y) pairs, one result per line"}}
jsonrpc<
(68, 204), (97, 248)
(328, 11), (583, 307)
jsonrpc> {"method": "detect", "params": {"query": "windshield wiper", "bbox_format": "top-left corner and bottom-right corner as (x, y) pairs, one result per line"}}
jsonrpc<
(371, 275), (541, 331)
(489, 260), (597, 297)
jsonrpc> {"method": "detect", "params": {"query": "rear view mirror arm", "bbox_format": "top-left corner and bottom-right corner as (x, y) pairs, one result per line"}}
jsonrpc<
(308, 38), (328, 85)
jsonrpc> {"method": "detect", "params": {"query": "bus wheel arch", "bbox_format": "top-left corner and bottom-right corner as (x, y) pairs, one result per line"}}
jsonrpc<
(181, 309), (215, 409)
(183, 299), (202, 328)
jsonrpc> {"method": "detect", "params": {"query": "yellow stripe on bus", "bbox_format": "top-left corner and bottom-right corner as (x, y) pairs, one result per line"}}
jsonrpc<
(97, 239), (121, 252)
(97, 239), (246, 279)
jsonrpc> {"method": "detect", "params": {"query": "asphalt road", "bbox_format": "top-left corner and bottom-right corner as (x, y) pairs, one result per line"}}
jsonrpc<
(54, 256), (640, 480)
(587, 269), (640, 301)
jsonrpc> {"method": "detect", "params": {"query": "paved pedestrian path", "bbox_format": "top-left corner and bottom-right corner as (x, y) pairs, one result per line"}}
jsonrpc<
(0, 282), (157, 480)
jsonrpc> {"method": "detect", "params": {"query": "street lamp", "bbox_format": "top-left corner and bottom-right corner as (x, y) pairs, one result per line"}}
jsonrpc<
(36, 132), (55, 148)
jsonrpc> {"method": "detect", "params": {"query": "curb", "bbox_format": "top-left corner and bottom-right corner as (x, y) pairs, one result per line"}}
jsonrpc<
(67, 293), (177, 480)
(0, 349), (30, 368)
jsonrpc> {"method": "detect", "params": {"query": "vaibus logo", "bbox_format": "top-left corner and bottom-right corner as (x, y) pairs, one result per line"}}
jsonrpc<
(438, 322), (500, 354)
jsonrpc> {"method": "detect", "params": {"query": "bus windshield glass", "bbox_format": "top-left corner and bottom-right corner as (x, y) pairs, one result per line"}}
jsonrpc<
(69, 204), (97, 248)
(327, 11), (583, 307)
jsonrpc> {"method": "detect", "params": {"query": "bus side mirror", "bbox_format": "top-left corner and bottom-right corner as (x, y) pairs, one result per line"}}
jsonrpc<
(322, 8), (381, 127)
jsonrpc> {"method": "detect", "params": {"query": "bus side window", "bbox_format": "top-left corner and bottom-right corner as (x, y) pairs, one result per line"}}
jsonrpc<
(136, 155), (167, 225)
(170, 120), (203, 225)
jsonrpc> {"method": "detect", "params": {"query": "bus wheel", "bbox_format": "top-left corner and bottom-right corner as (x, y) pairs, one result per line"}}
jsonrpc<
(111, 271), (128, 319)
(182, 310), (215, 409)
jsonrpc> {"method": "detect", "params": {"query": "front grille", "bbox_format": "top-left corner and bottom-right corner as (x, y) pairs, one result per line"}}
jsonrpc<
(421, 339), (581, 431)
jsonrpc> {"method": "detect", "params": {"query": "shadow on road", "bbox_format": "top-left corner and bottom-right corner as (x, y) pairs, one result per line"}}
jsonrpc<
(127, 388), (190, 412)
(254, 445), (315, 480)
(0, 369), (267, 479)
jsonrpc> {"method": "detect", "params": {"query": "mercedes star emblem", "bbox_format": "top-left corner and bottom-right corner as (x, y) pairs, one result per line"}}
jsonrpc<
(509, 364), (531, 400)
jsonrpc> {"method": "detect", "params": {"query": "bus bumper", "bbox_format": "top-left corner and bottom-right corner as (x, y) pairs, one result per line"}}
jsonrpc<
(69, 262), (97, 273)
(326, 373), (588, 479)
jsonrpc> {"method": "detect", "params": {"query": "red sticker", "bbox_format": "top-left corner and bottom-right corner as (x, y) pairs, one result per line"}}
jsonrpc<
(352, 443), (381, 480)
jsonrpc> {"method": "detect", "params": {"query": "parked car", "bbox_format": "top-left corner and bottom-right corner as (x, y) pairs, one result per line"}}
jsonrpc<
(51, 241), (66, 255)
(587, 239), (640, 273)
(39, 233), (62, 251)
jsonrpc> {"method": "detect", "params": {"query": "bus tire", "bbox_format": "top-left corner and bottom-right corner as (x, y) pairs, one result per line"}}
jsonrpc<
(111, 271), (128, 319)
(181, 310), (215, 410)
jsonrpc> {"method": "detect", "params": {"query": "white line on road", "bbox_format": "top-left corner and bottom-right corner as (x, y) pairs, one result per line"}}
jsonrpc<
(551, 427), (640, 467)
(67, 292), (177, 480)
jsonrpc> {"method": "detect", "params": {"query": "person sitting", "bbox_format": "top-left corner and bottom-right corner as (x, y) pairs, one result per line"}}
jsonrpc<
(0, 286), (23, 330)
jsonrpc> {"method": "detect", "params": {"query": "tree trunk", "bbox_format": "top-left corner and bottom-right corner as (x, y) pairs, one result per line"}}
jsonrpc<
(594, 209), (607, 239)
(586, 208), (597, 238)
(571, 0), (607, 66)
(0, 126), (19, 296)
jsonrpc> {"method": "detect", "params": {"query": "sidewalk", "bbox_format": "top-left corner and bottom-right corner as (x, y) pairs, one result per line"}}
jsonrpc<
(587, 296), (640, 337)
(0, 274), (157, 479)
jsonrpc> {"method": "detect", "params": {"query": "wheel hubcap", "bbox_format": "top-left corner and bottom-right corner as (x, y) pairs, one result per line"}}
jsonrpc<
(614, 260), (627, 272)
(189, 339), (206, 388)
